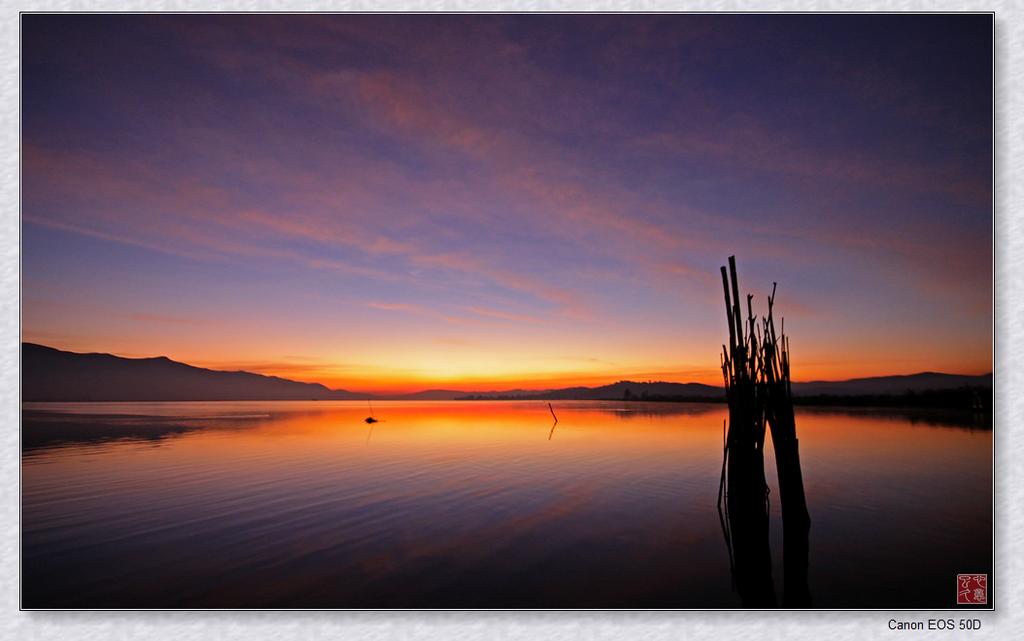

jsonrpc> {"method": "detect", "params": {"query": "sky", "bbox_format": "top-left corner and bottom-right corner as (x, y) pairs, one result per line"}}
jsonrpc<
(21, 14), (993, 393)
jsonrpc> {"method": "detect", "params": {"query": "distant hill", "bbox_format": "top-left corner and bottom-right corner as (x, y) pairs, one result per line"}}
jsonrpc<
(22, 343), (363, 401)
(790, 372), (992, 397)
(22, 342), (991, 404)
(388, 389), (475, 401)
(459, 373), (991, 403)
(541, 380), (722, 401)
(458, 380), (722, 401)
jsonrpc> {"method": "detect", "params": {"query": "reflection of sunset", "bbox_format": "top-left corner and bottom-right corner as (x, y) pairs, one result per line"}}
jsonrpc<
(23, 401), (990, 608)
(26, 402), (991, 495)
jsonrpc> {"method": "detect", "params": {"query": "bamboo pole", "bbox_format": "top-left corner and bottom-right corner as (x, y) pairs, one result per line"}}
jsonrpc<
(717, 256), (812, 606)
(719, 255), (775, 607)
(760, 282), (811, 607)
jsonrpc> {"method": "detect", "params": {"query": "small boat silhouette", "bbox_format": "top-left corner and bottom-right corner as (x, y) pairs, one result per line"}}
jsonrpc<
(365, 399), (379, 424)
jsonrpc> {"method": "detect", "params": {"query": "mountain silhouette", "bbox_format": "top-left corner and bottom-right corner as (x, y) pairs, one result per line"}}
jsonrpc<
(535, 380), (722, 401)
(790, 372), (992, 396)
(22, 343), (991, 403)
(22, 343), (362, 401)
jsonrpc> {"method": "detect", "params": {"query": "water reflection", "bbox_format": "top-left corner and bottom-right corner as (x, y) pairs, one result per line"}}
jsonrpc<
(21, 410), (263, 453)
(21, 401), (991, 608)
(796, 406), (992, 431)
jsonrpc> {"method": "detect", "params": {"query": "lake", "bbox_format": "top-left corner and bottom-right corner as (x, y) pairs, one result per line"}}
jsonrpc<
(21, 400), (992, 609)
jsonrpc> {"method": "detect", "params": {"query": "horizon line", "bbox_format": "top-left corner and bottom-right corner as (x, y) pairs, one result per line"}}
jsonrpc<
(21, 341), (994, 398)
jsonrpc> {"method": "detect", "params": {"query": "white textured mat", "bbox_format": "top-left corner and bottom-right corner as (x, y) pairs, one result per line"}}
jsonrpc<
(3, 2), (1019, 640)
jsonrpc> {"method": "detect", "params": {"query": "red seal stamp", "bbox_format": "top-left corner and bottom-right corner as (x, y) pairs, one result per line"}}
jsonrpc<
(957, 573), (987, 605)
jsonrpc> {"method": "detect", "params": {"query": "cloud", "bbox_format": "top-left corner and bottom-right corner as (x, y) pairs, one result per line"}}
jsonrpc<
(633, 118), (990, 209)
(465, 306), (549, 325)
(21, 16), (991, 385)
(122, 313), (206, 325)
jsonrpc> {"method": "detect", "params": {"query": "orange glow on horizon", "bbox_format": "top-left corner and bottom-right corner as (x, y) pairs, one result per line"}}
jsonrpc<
(22, 333), (991, 395)
(262, 363), (994, 395)
(21, 15), (992, 404)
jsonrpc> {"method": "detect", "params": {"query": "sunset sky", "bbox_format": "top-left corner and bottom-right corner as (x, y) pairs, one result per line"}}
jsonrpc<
(21, 14), (992, 393)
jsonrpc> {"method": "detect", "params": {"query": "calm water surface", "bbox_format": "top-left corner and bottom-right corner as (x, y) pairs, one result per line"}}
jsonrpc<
(22, 401), (991, 608)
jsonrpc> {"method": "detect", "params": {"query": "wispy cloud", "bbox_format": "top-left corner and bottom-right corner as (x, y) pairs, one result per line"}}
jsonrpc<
(465, 306), (549, 325)
(21, 15), (992, 386)
(122, 313), (206, 326)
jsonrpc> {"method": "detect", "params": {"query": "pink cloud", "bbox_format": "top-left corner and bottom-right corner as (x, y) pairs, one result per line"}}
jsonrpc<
(122, 313), (206, 325)
(465, 306), (549, 325)
(633, 122), (990, 209)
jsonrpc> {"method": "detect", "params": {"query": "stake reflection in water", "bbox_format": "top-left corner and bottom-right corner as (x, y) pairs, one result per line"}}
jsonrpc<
(718, 256), (811, 608)
(21, 400), (989, 608)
